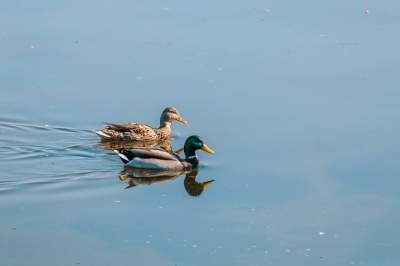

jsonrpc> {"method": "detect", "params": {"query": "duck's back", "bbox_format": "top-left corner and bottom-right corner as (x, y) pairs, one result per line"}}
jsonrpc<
(127, 148), (179, 161)
(101, 123), (158, 141)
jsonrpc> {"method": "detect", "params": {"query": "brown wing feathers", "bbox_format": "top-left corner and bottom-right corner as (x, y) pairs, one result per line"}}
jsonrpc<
(105, 123), (134, 132)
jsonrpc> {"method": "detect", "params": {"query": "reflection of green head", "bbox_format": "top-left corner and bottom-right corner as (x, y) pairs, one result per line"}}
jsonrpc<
(184, 175), (215, 197)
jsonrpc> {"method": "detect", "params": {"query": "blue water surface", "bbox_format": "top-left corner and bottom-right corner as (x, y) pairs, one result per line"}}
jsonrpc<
(0, 1), (399, 265)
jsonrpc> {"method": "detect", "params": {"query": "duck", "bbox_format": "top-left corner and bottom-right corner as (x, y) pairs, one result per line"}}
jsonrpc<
(113, 135), (215, 171)
(95, 107), (188, 141)
(119, 167), (215, 196)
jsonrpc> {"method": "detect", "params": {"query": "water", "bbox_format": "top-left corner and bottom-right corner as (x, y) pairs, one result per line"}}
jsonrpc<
(1, 1), (400, 265)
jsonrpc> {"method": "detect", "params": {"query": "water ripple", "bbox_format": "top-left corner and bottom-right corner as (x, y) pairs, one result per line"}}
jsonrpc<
(0, 120), (92, 134)
(0, 120), (116, 195)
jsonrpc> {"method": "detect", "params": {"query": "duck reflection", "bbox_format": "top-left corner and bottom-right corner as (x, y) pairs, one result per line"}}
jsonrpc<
(100, 137), (183, 155)
(183, 168), (215, 197)
(119, 167), (214, 197)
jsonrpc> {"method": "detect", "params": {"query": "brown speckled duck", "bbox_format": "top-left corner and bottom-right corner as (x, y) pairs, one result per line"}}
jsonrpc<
(95, 107), (187, 141)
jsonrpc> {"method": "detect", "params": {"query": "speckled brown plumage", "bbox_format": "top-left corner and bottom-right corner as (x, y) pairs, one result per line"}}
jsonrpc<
(102, 123), (159, 141)
(95, 107), (187, 141)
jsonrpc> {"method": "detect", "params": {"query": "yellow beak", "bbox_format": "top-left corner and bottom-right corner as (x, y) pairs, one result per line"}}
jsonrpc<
(201, 144), (215, 154)
(177, 116), (188, 125)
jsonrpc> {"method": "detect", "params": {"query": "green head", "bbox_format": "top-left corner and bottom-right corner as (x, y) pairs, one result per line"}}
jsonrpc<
(183, 135), (215, 158)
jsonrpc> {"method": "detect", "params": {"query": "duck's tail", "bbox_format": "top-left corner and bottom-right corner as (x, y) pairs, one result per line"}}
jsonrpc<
(94, 130), (111, 139)
(113, 149), (135, 164)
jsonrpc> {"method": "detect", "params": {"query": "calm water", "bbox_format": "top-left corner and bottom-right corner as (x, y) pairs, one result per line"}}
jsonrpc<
(1, 1), (400, 265)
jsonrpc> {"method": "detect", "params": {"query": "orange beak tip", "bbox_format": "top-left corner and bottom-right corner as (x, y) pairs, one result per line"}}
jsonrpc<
(178, 117), (188, 125)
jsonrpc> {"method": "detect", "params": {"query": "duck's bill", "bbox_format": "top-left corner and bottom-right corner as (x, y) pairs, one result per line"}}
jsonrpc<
(201, 144), (215, 154)
(177, 116), (188, 125)
(202, 179), (215, 189)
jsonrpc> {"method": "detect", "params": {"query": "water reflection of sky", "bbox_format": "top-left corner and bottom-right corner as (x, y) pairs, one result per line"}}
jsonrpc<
(1, 0), (400, 265)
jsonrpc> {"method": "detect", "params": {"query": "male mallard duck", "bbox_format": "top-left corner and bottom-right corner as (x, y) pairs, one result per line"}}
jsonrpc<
(113, 135), (215, 171)
(95, 107), (187, 141)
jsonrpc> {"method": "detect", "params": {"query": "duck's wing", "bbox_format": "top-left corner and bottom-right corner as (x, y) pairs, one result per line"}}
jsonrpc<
(105, 122), (154, 134)
(105, 123), (133, 132)
(128, 148), (180, 161)
(102, 123), (158, 140)
(115, 148), (180, 162)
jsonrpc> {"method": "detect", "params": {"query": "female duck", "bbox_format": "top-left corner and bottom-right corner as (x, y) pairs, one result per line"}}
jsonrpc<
(96, 107), (187, 141)
(114, 136), (214, 171)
